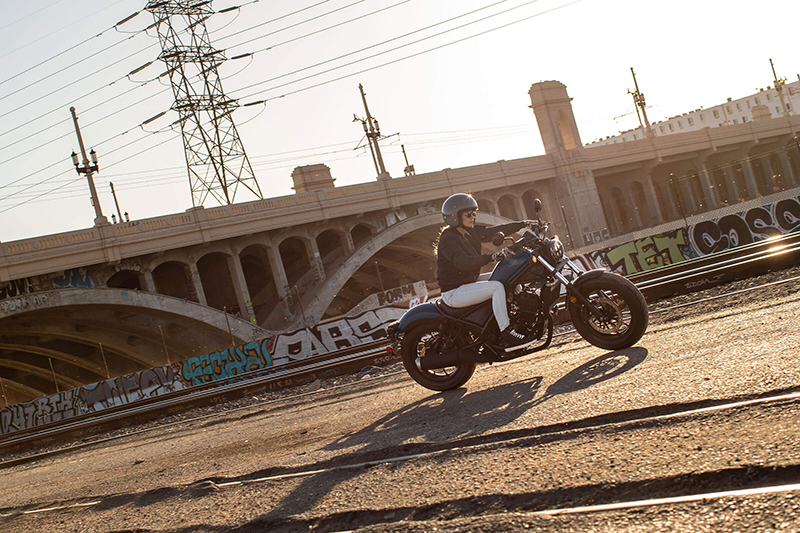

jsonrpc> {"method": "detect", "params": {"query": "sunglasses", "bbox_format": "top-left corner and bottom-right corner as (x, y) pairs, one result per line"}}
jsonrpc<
(462, 211), (478, 219)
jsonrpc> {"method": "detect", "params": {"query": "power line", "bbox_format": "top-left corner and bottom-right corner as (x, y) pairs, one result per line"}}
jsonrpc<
(1, 1), (579, 207)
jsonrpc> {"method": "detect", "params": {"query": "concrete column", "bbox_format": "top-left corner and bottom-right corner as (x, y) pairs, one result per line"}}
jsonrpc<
(623, 184), (642, 229)
(513, 196), (528, 220)
(741, 159), (760, 199)
(306, 238), (326, 283)
(644, 173), (663, 223)
(664, 176), (683, 222)
(699, 166), (720, 209)
(760, 156), (777, 194)
(227, 254), (256, 324)
(344, 231), (356, 254)
(722, 165), (743, 203)
(267, 244), (292, 317)
(188, 262), (208, 306)
(143, 271), (156, 292)
(778, 151), (796, 187)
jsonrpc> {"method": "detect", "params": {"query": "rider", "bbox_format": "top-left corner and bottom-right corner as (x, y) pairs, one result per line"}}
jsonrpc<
(436, 193), (536, 351)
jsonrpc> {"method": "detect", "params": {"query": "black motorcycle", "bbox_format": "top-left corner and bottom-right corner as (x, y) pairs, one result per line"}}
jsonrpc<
(386, 199), (649, 391)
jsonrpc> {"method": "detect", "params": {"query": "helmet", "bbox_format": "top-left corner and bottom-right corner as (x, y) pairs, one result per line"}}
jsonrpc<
(442, 193), (478, 227)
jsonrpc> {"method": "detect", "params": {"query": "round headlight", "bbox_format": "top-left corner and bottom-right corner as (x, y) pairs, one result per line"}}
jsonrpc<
(548, 237), (564, 262)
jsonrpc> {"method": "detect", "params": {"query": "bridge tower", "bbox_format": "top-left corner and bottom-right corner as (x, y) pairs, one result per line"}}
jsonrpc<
(145, 0), (263, 207)
(528, 81), (607, 246)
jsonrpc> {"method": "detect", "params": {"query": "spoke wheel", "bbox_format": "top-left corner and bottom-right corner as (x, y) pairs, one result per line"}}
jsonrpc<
(569, 273), (648, 351)
(400, 323), (476, 391)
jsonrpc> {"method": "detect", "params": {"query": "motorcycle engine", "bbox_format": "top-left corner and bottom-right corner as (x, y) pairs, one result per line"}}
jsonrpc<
(511, 286), (541, 330)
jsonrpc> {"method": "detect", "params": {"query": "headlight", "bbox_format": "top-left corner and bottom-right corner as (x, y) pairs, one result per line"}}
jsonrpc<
(548, 237), (564, 262)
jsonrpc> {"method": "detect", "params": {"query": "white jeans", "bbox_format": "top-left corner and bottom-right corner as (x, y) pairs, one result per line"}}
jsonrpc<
(440, 280), (510, 331)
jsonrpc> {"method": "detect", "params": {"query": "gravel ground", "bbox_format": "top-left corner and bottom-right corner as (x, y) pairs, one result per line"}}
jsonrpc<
(1, 264), (799, 532)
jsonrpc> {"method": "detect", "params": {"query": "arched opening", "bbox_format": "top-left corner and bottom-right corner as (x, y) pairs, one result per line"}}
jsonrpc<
(559, 114), (577, 150)
(710, 166), (731, 206)
(522, 190), (543, 220)
(240, 245), (277, 325)
(197, 252), (239, 314)
(770, 153), (786, 191)
(279, 237), (311, 288)
(351, 224), (373, 249)
(477, 198), (495, 215)
(152, 261), (195, 301)
(497, 195), (518, 220)
(106, 270), (144, 290)
(316, 229), (346, 276)
(611, 187), (631, 234)
(686, 173), (706, 214)
(751, 157), (771, 196)
(630, 181), (649, 228)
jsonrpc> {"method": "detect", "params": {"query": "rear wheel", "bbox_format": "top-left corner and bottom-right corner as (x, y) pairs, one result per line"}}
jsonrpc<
(400, 323), (476, 391)
(568, 272), (648, 351)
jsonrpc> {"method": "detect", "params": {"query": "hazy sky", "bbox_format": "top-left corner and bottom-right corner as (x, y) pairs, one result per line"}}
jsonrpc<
(1, 0), (798, 242)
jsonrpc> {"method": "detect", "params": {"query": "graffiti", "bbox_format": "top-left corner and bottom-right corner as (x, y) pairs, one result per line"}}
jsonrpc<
(604, 230), (690, 274)
(1, 293), (52, 315)
(0, 278), (34, 300)
(574, 197), (800, 276)
(0, 364), (186, 434)
(0, 306), (409, 435)
(689, 197), (799, 257)
(181, 339), (273, 386)
(53, 267), (95, 289)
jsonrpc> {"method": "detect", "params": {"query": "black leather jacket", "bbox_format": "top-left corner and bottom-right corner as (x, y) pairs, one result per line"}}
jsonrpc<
(436, 221), (525, 292)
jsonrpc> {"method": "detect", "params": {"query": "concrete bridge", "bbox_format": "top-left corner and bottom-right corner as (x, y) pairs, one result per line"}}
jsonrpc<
(2, 80), (800, 404)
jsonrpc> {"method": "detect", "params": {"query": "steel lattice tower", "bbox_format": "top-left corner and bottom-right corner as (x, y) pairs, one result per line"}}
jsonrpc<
(145, 0), (262, 207)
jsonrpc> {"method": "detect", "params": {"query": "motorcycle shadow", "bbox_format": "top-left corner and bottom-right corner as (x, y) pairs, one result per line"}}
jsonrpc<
(530, 346), (648, 407)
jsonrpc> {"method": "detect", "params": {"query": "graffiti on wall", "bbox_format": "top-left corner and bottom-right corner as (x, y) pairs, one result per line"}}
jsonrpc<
(0, 278), (34, 300)
(575, 196), (800, 275)
(0, 364), (186, 434)
(0, 307), (405, 435)
(53, 268), (95, 289)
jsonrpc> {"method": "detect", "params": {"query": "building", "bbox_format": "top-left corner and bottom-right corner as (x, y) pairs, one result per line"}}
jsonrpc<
(591, 78), (800, 146)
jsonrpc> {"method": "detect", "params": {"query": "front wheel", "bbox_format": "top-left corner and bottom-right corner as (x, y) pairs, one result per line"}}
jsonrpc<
(568, 272), (649, 351)
(400, 323), (476, 391)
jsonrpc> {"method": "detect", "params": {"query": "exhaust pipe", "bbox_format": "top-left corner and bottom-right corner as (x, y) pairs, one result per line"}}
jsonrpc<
(416, 348), (494, 371)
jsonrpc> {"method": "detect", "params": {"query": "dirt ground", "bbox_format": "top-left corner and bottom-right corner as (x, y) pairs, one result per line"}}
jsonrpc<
(1, 268), (799, 532)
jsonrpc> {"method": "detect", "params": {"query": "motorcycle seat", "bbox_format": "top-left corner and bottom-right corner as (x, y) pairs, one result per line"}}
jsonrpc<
(436, 299), (480, 318)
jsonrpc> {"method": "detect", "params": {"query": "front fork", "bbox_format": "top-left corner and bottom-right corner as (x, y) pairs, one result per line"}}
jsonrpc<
(534, 256), (607, 320)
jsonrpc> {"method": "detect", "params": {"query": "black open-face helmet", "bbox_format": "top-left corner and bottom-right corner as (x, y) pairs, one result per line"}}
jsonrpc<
(442, 193), (478, 227)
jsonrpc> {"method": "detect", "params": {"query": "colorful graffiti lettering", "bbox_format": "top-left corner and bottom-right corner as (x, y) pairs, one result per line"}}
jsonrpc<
(53, 268), (95, 289)
(576, 196), (800, 275)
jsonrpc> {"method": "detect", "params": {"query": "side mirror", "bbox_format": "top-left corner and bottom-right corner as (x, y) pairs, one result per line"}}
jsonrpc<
(492, 231), (506, 247)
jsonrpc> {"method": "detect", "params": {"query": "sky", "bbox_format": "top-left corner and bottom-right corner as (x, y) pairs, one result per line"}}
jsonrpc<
(1, 0), (798, 243)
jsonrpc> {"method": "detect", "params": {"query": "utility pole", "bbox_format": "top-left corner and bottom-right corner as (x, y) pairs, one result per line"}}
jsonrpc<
(629, 68), (653, 138)
(109, 182), (123, 223)
(401, 144), (415, 176)
(70, 106), (107, 226)
(770, 58), (790, 118)
(354, 84), (390, 180)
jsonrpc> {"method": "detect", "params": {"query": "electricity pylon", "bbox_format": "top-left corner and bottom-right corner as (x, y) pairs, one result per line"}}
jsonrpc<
(145, 0), (262, 207)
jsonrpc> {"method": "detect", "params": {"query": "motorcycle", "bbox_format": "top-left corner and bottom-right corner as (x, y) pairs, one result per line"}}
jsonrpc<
(386, 199), (649, 391)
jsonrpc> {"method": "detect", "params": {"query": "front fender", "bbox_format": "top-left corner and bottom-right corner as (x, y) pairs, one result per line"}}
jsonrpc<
(571, 268), (606, 290)
(396, 302), (443, 335)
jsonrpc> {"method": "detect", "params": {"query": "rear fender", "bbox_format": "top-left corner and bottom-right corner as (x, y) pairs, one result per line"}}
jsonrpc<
(396, 302), (443, 335)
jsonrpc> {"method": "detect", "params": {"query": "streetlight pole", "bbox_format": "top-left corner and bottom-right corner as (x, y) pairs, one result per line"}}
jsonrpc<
(70, 106), (107, 226)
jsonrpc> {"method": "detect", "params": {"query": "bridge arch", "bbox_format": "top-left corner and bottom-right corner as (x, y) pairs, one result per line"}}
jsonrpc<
(303, 211), (515, 324)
